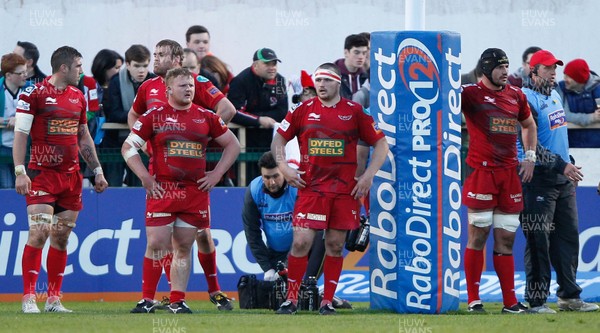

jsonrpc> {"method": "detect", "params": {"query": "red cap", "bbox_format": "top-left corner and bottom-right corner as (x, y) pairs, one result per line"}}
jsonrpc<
(300, 70), (314, 89)
(564, 58), (590, 84)
(529, 50), (564, 69)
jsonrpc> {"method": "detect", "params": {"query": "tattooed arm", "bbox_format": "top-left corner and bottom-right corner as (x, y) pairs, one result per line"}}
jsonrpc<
(78, 124), (108, 192)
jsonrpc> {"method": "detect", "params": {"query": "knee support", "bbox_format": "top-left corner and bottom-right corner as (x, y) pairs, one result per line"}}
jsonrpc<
(54, 216), (76, 228)
(467, 210), (493, 228)
(493, 214), (520, 232)
(28, 213), (53, 227)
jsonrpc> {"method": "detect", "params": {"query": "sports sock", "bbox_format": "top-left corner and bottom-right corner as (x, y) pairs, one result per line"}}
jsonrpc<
(286, 254), (308, 304)
(47, 246), (68, 298)
(464, 247), (484, 305)
(170, 290), (185, 304)
(321, 255), (343, 307)
(493, 252), (518, 308)
(142, 256), (163, 300)
(22, 245), (43, 296)
(198, 251), (220, 293)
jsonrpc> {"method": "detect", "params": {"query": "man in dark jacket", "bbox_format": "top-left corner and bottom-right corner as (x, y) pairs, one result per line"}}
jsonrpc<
(228, 48), (288, 182)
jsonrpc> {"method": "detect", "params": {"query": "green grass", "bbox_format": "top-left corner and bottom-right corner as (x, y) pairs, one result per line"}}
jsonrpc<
(1, 301), (599, 333)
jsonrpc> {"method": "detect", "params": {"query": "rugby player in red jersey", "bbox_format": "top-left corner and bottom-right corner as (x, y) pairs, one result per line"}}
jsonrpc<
(272, 63), (388, 315)
(127, 39), (236, 311)
(14, 46), (108, 313)
(461, 48), (537, 314)
(123, 68), (240, 313)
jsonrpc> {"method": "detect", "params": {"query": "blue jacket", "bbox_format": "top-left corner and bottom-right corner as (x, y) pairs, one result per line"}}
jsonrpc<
(557, 73), (600, 148)
(242, 176), (297, 271)
(521, 87), (571, 184)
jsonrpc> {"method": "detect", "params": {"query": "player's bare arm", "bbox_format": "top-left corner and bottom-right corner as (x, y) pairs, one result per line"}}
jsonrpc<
(214, 98), (236, 124)
(271, 133), (305, 188)
(121, 133), (164, 199)
(77, 124), (108, 192)
(198, 130), (240, 192)
(127, 106), (140, 129)
(352, 137), (389, 199)
(12, 110), (36, 195)
(12, 128), (31, 195)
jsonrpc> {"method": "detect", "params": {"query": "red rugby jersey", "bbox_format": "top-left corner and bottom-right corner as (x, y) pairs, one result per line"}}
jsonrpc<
(462, 81), (531, 168)
(132, 103), (228, 184)
(277, 97), (384, 196)
(17, 80), (87, 172)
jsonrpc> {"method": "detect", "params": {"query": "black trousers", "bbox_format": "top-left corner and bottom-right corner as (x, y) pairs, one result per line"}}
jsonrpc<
(520, 181), (582, 306)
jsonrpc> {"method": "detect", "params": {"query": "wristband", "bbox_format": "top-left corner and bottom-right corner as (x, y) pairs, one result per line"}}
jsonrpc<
(93, 166), (104, 176)
(525, 150), (536, 163)
(14, 165), (26, 177)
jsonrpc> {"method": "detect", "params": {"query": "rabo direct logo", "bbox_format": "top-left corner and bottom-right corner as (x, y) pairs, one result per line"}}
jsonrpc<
(397, 38), (441, 102)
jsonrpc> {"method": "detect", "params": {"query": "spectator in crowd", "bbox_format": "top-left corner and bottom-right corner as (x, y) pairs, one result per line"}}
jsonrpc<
(0, 53), (31, 188)
(182, 48), (220, 89)
(185, 25), (212, 61)
(185, 25), (234, 93)
(461, 58), (484, 85)
(87, 49), (123, 145)
(359, 32), (371, 76)
(334, 34), (369, 101)
(200, 55), (233, 94)
(102, 44), (156, 187)
(290, 70), (316, 104)
(508, 46), (541, 88)
(229, 48), (288, 181)
(124, 67), (240, 314)
(13, 41), (47, 84)
(14, 46), (108, 313)
(200, 54), (236, 186)
(182, 48), (200, 74)
(556, 58), (600, 148)
(519, 49), (599, 313)
(352, 32), (371, 107)
(91, 49), (123, 103)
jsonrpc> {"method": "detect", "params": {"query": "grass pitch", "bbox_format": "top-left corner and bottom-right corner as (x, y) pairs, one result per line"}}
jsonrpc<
(1, 301), (599, 333)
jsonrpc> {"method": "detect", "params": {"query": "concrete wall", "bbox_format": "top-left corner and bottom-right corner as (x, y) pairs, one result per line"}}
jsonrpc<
(1, 0), (598, 80)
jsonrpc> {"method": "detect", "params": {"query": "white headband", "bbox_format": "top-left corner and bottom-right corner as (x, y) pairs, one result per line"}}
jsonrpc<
(313, 69), (341, 83)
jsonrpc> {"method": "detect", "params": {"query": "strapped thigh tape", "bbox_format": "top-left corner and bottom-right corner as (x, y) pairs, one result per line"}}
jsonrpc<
(28, 213), (53, 227)
(53, 215), (77, 228)
(493, 214), (520, 232)
(467, 210), (493, 228)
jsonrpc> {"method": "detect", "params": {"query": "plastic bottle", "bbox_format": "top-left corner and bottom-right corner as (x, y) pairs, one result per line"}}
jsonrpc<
(305, 276), (319, 311)
(354, 216), (370, 252)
